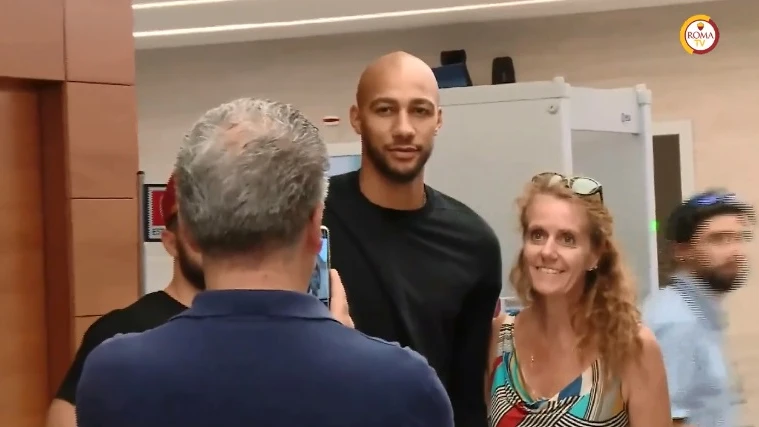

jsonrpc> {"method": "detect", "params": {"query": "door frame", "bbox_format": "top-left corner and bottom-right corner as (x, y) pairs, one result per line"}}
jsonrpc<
(652, 119), (695, 197)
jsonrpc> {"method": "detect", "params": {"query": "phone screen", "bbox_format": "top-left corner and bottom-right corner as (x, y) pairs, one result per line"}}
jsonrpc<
(308, 226), (330, 306)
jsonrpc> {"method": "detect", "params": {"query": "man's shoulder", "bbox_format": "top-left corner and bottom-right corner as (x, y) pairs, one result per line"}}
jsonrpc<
(85, 323), (170, 376)
(93, 297), (180, 345)
(80, 329), (144, 381)
(82, 307), (136, 343)
(642, 287), (702, 338)
(430, 188), (496, 237)
(85, 293), (167, 337)
(350, 335), (452, 424)
(77, 330), (158, 413)
(351, 334), (439, 382)
(325, 171), (358, 201)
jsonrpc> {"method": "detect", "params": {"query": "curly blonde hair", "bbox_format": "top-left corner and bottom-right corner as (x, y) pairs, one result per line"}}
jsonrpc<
(509, 179), (642, 378)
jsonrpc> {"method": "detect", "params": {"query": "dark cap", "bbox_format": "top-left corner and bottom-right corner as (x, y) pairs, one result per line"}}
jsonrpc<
(161, 174), (178, 224)
(666, 189), (755, 243)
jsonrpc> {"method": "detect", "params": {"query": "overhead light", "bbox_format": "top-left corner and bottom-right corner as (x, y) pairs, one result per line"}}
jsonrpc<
(133, 0), (565, 37)
(133, 0), (236, 10)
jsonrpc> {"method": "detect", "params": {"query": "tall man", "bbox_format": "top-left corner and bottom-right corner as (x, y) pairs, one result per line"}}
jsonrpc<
(44, 174), (201, 427)
(76, 98), (452, 427)
(644, 190), (754, 427)
(324, 51), (502, 427)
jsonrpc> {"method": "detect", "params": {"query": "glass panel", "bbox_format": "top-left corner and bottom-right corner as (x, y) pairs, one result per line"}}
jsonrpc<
(328, 155), (361, 177)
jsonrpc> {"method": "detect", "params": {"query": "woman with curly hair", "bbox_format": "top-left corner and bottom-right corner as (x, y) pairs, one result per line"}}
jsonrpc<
(486, 172), (671, 426)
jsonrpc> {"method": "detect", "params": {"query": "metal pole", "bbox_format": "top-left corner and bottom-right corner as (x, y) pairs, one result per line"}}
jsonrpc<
(137, 171), (147, 296)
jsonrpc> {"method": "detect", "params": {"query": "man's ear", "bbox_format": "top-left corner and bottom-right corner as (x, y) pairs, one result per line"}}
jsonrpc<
(161, 229), (178, 258)
(349, 105), (361, 135)
(671, 242), (689, 263)
(177, 216), (202, 254)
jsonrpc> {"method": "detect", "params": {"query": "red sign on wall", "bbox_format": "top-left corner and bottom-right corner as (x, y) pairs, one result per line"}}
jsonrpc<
(142, 184), (166, 242)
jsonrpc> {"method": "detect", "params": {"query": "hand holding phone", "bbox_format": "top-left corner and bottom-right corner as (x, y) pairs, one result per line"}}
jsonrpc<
(308, 226), (331, 306)
(328, 269), (353, 328)
(309, 226), (353, 327)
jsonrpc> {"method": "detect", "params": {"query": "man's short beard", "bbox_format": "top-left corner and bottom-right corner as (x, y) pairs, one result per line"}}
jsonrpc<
(361, 136), (430, 184)
(695, 266), (745, 294)
(176, 241), (206, 291)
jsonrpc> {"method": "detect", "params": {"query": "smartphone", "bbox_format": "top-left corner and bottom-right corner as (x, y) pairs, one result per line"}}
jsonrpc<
(308, 226), (331, 307)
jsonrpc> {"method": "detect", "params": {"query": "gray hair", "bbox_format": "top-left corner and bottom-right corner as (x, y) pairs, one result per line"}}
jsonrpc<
(174, 98), (329, 257)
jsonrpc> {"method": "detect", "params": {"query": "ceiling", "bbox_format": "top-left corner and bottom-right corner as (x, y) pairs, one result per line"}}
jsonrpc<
(132, 0), (721, 50)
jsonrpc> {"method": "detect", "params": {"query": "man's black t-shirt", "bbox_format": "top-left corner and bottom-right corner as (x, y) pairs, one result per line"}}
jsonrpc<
(323, 171), (502, 427)
(56, 291), (187, 404)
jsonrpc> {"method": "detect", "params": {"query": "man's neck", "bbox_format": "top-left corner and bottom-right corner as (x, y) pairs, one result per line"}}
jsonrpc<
(358, 167), (425, 210)
(675, 269), (725, 300)
(674, 268), (698, 281)
(163, 279), (199, 307)
(203, 259), (308, 293)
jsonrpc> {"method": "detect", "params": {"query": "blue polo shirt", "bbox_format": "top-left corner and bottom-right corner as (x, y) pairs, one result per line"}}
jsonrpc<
(76, 290), (453, 427)
(643, 275), (737, 427)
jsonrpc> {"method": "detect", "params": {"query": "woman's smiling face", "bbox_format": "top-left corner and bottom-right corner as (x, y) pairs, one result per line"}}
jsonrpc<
(522, 194), (599, 297)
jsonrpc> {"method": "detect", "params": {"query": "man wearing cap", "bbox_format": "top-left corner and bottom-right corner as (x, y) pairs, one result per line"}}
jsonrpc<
(643, 189), (755, 427)
(44, 174), (201, 427)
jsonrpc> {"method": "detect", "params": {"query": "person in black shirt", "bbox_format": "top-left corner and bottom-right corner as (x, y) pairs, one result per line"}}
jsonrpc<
(324, 51), (502, 427)
(44, 174), (202, 427)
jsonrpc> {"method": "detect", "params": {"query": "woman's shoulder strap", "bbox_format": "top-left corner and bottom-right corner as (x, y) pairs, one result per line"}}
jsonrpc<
(493, 309), (519, 355)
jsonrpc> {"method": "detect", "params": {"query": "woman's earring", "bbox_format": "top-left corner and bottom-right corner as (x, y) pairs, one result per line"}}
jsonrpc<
(587, 266), (598, 272)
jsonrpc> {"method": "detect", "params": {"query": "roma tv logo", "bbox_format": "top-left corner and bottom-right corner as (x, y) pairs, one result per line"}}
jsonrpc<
(680, 14), (720, 54)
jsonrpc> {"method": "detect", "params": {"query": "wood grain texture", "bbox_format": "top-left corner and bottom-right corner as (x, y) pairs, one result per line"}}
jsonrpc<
(39, 83), (76, 398)
(0, 80), (49, 427)
(71, 198), (139, 316)
(64, 0), (134, 84)
(65, 82), (139, 199)
(0, 0), (136, 415)
(0, 0), (64, 80)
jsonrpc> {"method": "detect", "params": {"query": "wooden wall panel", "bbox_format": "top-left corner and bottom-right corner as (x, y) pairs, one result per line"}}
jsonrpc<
(66, 83), (138, 199)
(64, 0), (134, 84)
(71, 199), (139, 316)
(0, 0), (136, 410)
(0, 0), (64, 80)
(39, 84), (75, 398)
(64, 0), (139, 349)
(0, 81), (51, 426)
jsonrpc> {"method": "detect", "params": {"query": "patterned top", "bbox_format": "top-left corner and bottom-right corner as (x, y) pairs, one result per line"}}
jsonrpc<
(488, 312), (629, 427)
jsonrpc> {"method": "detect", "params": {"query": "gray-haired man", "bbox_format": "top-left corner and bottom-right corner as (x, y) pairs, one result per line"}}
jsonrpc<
(75, 98), (452, 427)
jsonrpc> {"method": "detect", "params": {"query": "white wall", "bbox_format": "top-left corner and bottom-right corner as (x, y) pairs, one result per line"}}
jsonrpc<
(137, 0), (759, 420)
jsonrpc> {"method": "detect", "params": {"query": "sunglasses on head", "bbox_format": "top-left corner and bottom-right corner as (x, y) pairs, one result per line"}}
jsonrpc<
(531, 172), (604, 203)
(686, 192), (738, 207)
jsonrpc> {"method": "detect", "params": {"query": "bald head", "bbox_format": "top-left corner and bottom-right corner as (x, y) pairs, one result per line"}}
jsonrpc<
(356, 51), (439, 107)
(349, 51), (442, 186)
